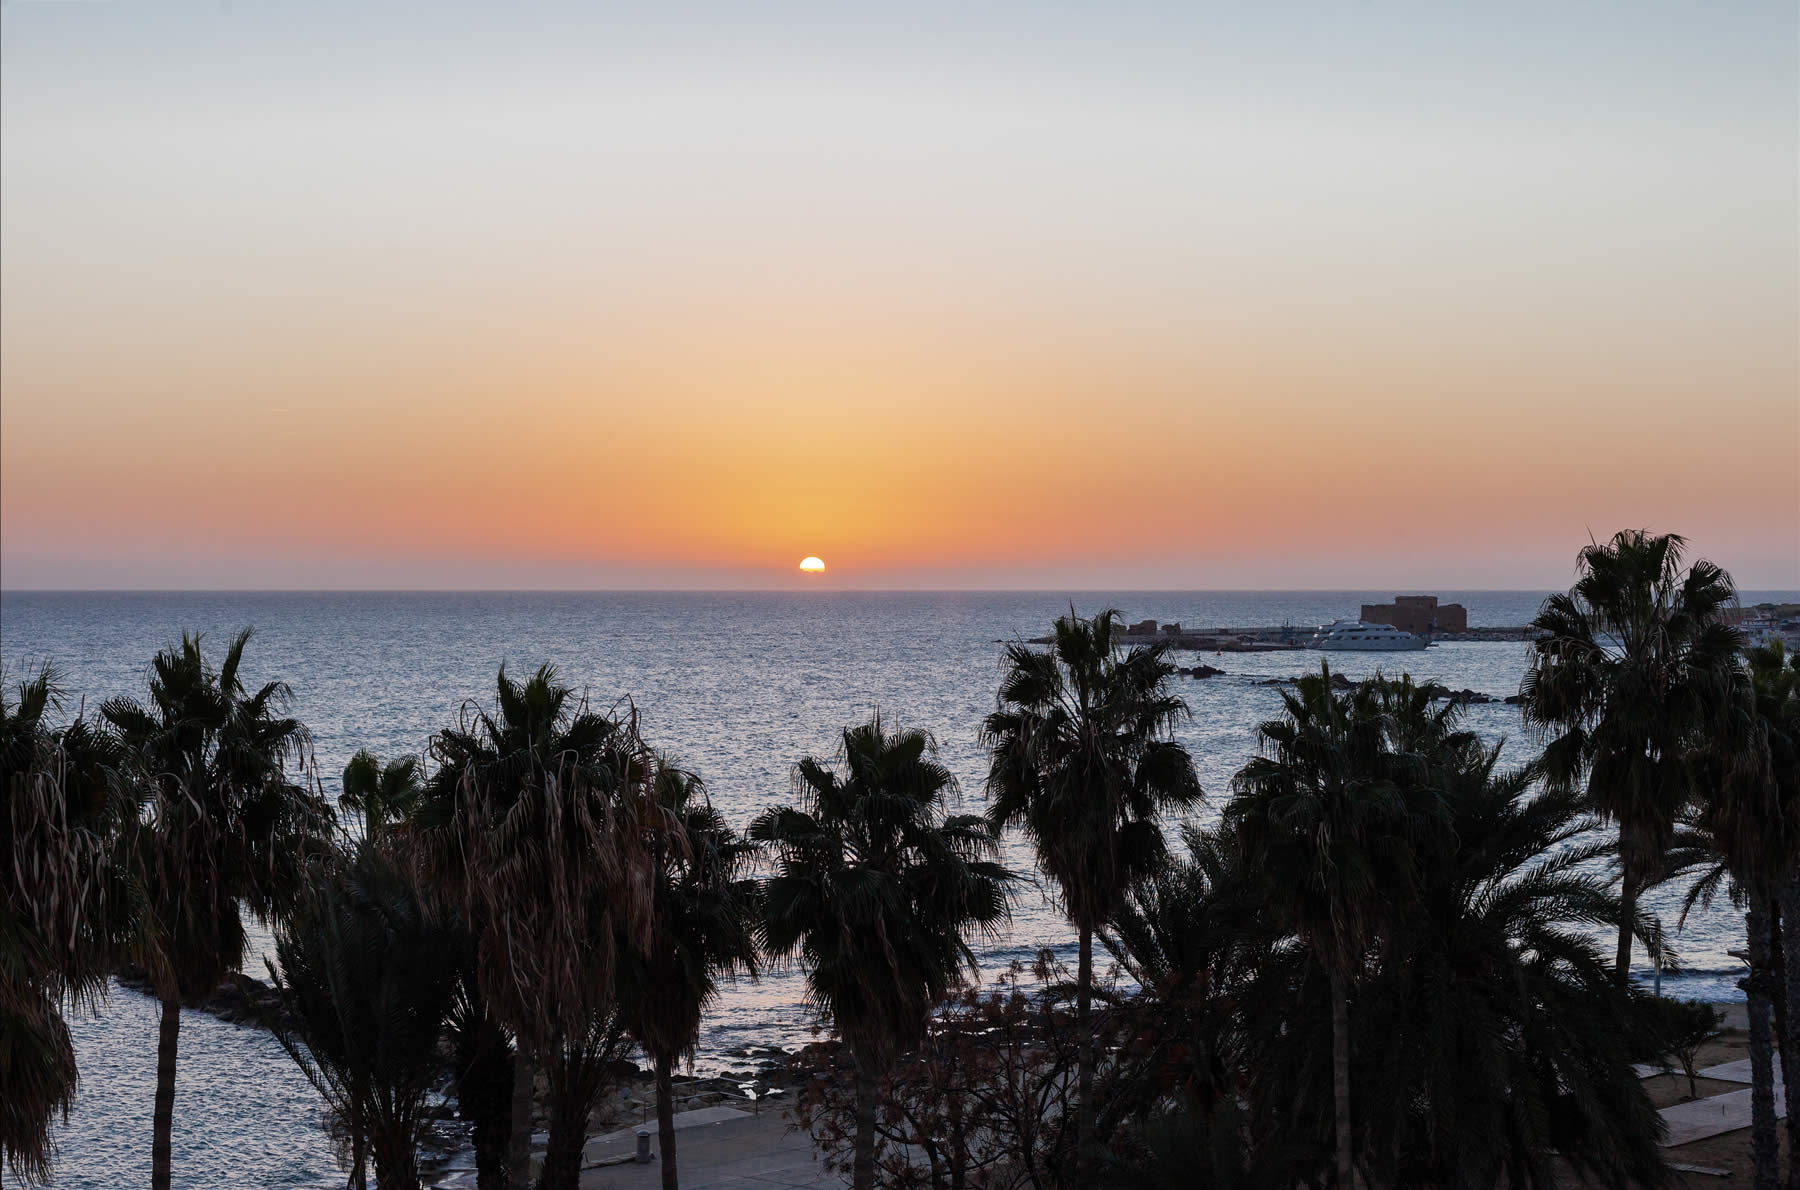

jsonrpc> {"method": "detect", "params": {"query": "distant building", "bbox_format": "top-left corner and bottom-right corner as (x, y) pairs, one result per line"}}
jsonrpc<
(1361, 595), (1466, 635)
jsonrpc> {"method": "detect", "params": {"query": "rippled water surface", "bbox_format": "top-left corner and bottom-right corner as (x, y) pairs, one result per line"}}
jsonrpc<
(6, 589), (1794, 1187)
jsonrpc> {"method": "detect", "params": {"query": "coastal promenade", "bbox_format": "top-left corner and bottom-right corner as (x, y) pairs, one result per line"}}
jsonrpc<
(577, 1106), (842, 1189)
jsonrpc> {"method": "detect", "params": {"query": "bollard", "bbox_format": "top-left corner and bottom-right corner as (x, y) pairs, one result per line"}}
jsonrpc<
(635, 1128), (653, 1164)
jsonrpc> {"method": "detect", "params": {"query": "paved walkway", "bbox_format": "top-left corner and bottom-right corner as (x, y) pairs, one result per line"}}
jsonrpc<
(1695, 1058), (1785, 1088)
(1661, 1087), (1788, 1148)
(581, 1106), (845, 1189)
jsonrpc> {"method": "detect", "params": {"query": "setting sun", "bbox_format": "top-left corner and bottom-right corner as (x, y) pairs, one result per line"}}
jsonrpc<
(798, 556), (826, 574)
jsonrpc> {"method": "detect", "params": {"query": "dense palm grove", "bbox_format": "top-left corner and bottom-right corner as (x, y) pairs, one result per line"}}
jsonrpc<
(3, 530), (1797, 1190)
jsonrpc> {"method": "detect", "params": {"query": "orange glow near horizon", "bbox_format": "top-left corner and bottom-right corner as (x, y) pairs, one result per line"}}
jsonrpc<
(1, 310), (1796, 588)
(1, 4), (1795, 590)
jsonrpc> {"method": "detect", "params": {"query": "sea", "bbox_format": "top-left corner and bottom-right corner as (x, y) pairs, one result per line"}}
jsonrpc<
(5, 589), (1794, 1188)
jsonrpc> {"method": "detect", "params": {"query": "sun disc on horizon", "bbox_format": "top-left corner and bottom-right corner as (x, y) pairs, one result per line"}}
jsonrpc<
(799, 556), (826, 574)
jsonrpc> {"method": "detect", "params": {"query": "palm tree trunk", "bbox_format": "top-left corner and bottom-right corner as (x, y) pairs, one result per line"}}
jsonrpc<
(852, 1044), (878, 1190)
(1780, 876), (1800, 1190)
(1330, 970), (1354, 1190)
(151, 997), (181, 1190)
(540, 1044), (599, 1190)
(507, 1038), (538, 1190)
(1746, 900), (1780, 1190)
(452, 1006), (513, 1190)
(1615, 866), (1639, 984)
(371, 1119), (422, 1190)
(1075, 921), (1096, 1184)
(656, 1052), (679, 1190)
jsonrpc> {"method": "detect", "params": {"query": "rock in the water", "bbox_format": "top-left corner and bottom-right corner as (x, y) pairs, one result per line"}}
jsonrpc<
(1420, 684), (1495, 704)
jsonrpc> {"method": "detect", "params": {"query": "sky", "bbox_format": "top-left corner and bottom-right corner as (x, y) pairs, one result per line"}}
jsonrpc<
(2, 1), (1796, 591)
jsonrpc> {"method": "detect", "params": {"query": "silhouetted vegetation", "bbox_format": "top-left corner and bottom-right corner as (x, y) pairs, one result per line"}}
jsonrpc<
(6, 530), (1798, 1188)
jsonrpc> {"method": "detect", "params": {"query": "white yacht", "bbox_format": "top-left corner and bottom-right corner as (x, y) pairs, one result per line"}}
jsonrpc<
(1308, 619), (1431, 652)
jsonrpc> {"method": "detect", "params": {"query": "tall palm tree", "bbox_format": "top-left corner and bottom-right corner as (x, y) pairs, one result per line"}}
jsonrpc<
(1746, 643), (1800, 1188)
(416, 664), (657, 1190)
(1224, 664), (1430, 1189)
(617, 760), (760, 1190)
(1350, 747), (1668, 1188)
(1688, 641), (1800, 1189)
(754, 716), (1015, 1190)
(2, 665), (131, 1186)
(1108, 752), (1669, 1189)
(269, 840), (456, 1190)
(1519, 529), (1747, 981)
(102, 631), (332, 1190)
(983, 609), (1203, 1180)
(339, 749), (422, 843)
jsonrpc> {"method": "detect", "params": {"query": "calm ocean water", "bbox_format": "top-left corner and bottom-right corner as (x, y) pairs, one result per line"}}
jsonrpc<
(6, 589), (1795, 1188)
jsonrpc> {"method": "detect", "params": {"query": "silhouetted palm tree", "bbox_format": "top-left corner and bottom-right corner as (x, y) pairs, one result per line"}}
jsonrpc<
(1367, 672), (1482, 764)
(270, 841), (456, 1190)
(417, 665), (657, 1190)
(103, 631), (332, 1190)
(1102, 822), (1296, 1187)
(443, 947), (515, 1190)
(1352, 745), (1668, 1188)
(1746, 644), (1800, 1189)
(538, 1005), (635, 1190)
(1115, 686), (1666, 1187)
(339, 749), (422, 843)
(617, 760), (760, 1190)
(1, 665), (131, 1186)
(1225, 664), (1429, 1189)
(1686, 641), (1799, 1189)
(983, 609), (1203, 1180)
(1519, 530), (1747, 981)
(754, 716), (1015, 1190)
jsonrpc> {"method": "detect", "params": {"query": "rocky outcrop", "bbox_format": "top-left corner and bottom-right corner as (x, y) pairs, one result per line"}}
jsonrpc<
(1419, 685), (1496, 705)
(114, 965), (293, 1031)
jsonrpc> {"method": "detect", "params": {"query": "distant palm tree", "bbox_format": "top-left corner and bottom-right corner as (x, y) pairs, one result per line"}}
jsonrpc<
(1, 665), (131, 1186)
(339, 749), (422, 842)
(102, 631), (332, 1190)
(270, 841), (456, 1190)
(617, 761), (760, 1190)
(1225, 664), (1428, 1190)
(417, 664), (657, 1190)
(1519, 529), (1746, 981)
(754, 716), (1015, 1190)
(983, 608), (1203, 1181)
